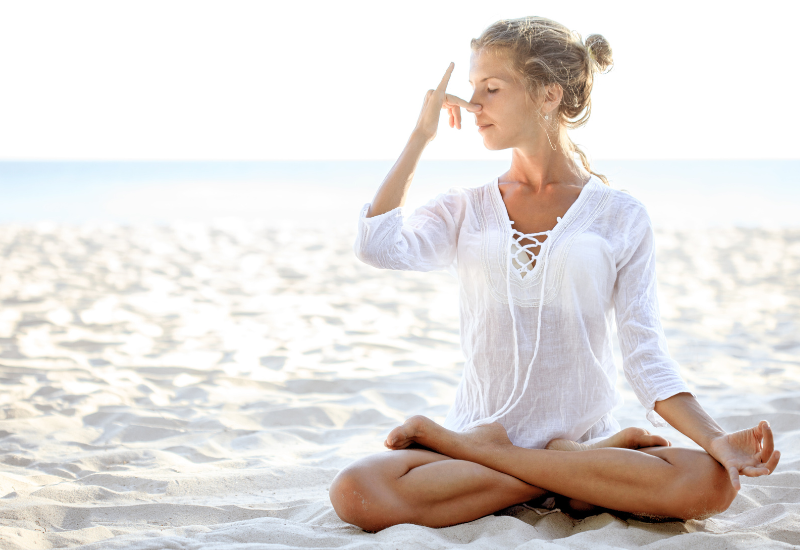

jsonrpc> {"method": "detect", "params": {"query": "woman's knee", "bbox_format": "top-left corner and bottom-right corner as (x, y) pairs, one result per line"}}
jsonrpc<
(329, 465), (376, 529)
(662, 450), (737, 520)
(690, 460), (737, 518)
(329, 456), (415, 531)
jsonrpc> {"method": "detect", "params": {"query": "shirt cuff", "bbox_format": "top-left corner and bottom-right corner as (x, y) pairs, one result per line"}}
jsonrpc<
(354, 203), (405, 266)
(645, 384), (696, 428)
(358, 203), (403, 223)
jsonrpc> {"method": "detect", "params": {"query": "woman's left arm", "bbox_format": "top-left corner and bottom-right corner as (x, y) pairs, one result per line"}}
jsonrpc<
(613, 204), (780, 490)
(655, 392), (781, 490)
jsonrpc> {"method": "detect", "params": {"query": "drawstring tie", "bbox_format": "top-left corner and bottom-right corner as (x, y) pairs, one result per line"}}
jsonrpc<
(462, 218), (561, 430)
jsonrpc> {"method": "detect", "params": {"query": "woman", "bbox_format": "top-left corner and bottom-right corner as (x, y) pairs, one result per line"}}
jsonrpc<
(329, 17), (780, 532)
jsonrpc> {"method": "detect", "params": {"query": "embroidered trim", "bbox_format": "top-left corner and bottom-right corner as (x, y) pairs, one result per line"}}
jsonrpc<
(508, 218), (562, 278)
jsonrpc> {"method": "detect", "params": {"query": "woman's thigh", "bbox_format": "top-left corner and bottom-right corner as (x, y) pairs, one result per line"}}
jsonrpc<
(329, 448), (546, 531)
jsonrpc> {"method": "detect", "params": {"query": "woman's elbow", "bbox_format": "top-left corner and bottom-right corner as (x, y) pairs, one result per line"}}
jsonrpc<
(353, 243), (390, 270)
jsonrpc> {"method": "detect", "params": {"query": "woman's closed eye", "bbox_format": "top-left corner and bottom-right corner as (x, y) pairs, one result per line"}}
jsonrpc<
(488, 88), (498, 93)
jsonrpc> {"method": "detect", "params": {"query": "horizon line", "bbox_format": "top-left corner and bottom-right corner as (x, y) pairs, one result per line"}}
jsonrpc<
(1, 158), (799, 163)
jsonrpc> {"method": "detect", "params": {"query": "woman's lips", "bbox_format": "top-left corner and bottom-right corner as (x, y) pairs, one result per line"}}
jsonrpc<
(478, 124), (493, 132)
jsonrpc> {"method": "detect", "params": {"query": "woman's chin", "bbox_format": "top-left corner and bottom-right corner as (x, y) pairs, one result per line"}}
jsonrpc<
(482, 139), (510, 151)
(479, 133), (513, 151)
(480, 137), (496, 150)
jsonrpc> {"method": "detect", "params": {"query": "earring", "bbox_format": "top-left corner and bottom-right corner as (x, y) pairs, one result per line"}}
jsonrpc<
(542, 113), (557, 151)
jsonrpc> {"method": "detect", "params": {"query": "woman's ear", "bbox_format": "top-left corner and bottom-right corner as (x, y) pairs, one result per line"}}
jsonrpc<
(542, 83), (563, 113)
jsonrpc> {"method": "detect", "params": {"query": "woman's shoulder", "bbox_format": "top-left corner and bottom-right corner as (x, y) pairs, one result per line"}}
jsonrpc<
(603, 184), (646, 211)
(424, 180), (495, 207)
(449, 179), (496, 195)
(600, 184), (652, 226)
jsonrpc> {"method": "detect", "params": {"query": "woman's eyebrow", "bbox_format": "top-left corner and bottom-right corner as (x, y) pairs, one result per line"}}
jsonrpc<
(468, 76), (504, 84)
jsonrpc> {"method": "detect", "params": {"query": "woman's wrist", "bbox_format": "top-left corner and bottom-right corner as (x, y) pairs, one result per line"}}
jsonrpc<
(698, 429), (728, 452)
(410, 127), (435, 145)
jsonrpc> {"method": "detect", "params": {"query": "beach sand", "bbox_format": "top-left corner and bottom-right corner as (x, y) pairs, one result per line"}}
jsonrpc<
(0, 221), (798, 549)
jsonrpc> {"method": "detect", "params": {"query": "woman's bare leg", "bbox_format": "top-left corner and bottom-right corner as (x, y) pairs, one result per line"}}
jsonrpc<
(330, 427), (677, 531)
(329, 447), (547, 532)
(385, 416), (737, 521)
(545, 426), (673, 516)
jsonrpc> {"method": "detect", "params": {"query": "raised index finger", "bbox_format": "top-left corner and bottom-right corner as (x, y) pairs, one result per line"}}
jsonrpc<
(436, 62), (455, 94)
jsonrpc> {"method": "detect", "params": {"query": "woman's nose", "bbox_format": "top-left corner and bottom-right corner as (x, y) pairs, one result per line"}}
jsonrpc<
(469, 92), (480, 110)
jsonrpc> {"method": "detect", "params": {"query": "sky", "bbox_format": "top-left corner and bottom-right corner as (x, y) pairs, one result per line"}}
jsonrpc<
(0, 0), (796, 161)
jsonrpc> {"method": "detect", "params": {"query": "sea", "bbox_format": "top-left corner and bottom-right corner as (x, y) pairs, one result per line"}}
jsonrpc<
(0, 160), (798, 228)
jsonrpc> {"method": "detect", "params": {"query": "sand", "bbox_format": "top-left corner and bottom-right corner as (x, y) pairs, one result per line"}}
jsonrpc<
(0, 220), (798, 549)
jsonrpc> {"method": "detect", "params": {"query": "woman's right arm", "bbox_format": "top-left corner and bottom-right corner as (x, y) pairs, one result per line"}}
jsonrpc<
(367, 62), (481, 218)
(355, 63), (481, 272)
(367, 131), (429, 218)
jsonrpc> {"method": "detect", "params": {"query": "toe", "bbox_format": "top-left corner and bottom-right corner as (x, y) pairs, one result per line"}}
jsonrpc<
(546, 439), (589, 452)
(648, 434), (671, 447)
(384, 426), (410, 450)
(385, 416), (430, 449)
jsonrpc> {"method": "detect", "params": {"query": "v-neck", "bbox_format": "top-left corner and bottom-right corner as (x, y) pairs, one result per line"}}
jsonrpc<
(493, 174), (596, 235)
(492, 175), (597, 279)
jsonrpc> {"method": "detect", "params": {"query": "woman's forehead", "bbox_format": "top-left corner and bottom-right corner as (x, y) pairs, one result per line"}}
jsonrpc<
(469, 50), (515, 83)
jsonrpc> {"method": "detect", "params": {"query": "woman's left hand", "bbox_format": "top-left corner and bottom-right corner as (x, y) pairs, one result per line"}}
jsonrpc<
(707, 420), (781, 490)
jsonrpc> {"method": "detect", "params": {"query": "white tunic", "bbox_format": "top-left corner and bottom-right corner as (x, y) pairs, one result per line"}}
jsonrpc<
(354, 174), (693, 449)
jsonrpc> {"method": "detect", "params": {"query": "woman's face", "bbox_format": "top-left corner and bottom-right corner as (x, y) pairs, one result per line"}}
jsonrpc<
(468, 49), (542, 151)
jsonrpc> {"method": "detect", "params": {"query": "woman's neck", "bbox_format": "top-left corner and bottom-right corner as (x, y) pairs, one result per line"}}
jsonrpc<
(503, 146), (591, 194)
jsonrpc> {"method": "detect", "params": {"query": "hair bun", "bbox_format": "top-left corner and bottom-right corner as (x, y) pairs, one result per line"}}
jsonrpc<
(585, 34), (613, 73)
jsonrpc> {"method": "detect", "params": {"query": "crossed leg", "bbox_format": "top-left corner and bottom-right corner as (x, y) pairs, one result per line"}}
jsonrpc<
(329, 445), (545, 532)
(329, 417), (737, 532)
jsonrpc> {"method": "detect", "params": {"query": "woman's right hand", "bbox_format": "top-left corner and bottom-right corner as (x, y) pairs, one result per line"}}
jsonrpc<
(414, 62), (482, 142)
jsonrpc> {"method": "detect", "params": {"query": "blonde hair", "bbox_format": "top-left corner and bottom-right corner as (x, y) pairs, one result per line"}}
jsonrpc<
(471, 17), (614, 185)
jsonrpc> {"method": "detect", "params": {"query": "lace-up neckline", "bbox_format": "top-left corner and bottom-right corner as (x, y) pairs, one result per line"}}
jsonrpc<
(509, 217), (563, 278)
(493, 175), (595, 283)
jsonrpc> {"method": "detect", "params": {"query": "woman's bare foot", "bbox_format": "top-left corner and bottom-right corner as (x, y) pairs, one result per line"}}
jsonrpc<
(545, 427), (671, 452)
(384, 415), (512, 459)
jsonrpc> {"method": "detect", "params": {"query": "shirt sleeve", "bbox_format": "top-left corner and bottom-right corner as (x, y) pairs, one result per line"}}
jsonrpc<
(613, 207), (695, 427)
(354, 187), (468, 273)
